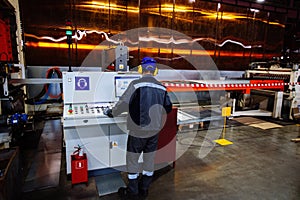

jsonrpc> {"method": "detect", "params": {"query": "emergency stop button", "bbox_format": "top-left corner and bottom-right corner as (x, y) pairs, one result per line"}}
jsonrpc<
(68, 104), (73, 114)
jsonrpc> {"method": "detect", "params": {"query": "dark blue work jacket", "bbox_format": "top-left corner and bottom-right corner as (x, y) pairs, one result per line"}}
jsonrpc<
(112, 74), (172, 132)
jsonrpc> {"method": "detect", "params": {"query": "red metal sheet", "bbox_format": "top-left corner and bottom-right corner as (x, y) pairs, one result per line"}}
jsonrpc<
(0, 17), (13, 61)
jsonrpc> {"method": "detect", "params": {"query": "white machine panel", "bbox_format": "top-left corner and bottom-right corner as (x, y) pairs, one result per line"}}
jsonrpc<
(62, 71), (140, 104)
(62, 71), (141, 174)
(110, 124), (128, 167)
(64, 125), (110, 174)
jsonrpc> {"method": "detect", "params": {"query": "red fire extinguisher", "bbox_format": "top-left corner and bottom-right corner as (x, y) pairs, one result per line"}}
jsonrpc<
(71, 145), (88, 186)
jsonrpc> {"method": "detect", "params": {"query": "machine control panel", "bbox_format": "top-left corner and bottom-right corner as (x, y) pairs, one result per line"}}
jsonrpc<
(62, 72), (141, 174)
(64, 102), (114, 119)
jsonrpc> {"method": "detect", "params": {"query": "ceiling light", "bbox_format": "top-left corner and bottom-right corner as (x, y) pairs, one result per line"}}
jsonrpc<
(250, 8), (260, 13)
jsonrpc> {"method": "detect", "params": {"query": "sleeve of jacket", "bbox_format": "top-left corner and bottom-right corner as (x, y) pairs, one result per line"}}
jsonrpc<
(112, 81), (136, 116)
(164, 91), (173, 114)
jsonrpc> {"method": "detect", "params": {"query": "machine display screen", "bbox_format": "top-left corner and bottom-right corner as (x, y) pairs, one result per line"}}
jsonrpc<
(115, 76), (140, 97)
(75, 76), (90, 91)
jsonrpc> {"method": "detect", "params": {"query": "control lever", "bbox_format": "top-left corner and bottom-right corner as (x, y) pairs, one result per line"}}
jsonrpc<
(85, 104), (89, 113)
(103, 106), (113, 118)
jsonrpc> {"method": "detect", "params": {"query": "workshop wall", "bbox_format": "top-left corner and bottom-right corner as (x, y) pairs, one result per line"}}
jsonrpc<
(20, 0), (299, 70)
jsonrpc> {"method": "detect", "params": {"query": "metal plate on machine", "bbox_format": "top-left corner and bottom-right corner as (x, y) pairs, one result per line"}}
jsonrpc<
(109, 124), (128, 167)
(63, 72), (116, 104)
(62, 71), (140, 104)
(177, 108), (223, 124)
(64, 125), (110, 174)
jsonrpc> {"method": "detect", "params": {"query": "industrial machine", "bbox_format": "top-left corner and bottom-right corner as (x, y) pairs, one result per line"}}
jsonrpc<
(0, 0), (28, 149)
(62, 70), (178, 195)
(62, 71), (141, 174)
(244, 62), (300, 119)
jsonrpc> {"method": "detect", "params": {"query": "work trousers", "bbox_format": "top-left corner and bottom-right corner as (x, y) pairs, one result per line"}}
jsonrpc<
(126, 131), (159, 194)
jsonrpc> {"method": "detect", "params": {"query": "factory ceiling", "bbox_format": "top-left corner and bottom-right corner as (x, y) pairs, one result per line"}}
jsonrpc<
(2, 0), (299, 68)
(208, 0), (299, 18)
(0, 0), (14, 13)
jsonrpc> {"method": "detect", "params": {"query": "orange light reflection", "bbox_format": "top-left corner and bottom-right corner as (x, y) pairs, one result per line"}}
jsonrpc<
(81, 1), (284, 27)
(26, 41), (277, 58)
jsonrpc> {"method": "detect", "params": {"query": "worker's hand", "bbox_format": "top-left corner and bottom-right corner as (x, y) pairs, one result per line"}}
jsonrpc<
(104, 108), (113, 118)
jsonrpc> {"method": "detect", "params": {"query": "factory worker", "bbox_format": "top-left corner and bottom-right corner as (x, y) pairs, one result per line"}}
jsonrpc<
(105, 56), (172, 199)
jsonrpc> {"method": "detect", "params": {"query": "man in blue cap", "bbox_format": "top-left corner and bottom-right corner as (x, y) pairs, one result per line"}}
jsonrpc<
(106, 57), (172, 199)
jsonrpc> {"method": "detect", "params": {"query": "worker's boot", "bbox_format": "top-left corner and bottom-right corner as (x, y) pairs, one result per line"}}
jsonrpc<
(139, 175), (152, 199)
(118, 178), (139, 200)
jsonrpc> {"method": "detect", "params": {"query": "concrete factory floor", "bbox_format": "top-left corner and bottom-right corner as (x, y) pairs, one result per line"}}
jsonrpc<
(20, 116), (300, 200)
